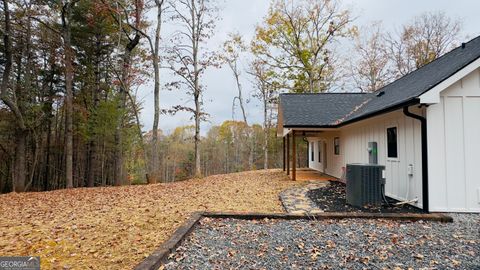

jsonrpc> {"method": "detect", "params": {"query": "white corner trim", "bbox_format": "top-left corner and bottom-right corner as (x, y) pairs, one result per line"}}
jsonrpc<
(419, 57), (480, 104)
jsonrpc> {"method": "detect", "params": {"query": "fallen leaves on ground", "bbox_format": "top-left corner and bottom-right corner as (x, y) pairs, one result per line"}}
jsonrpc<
(0, 169), (301, 269)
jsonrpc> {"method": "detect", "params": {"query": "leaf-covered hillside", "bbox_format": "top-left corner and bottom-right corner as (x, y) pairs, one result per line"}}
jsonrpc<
(0, 170), (300, 269)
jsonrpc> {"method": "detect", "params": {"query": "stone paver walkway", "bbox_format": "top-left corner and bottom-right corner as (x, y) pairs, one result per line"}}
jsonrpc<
(279, 181), (329, 214)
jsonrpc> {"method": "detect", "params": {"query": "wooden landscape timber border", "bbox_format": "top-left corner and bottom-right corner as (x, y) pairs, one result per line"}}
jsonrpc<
(202, 211), (453, 222)
(133, 212), (204, 270)
(133, 211), (453, 270)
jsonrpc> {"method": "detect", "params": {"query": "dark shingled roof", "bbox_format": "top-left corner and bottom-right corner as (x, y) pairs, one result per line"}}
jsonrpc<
(280, 35), (480, 128)
(280, 93), (372, 127)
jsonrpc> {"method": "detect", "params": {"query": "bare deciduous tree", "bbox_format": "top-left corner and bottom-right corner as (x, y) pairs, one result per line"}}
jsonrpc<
(249, 60), (279, 169)
(149, 0), (166, 182)
(166, 0), (219, 177)
(350, 22), (392, 92)
(222, 32), (248, 124)
(387, 11), (462, 77)
(221, 32), (258, 169)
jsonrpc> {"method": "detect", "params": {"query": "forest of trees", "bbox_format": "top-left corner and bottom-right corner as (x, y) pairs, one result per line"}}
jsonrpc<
(143, 123), (310, 184)
(0, 0), (463, 193)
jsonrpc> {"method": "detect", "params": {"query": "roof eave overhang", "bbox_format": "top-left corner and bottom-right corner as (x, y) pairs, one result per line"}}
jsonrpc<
(419, 56), (480, 104)
(283, 125), (337, 129)
(335, 98), (420, 127)
(282, 98), (420, 131)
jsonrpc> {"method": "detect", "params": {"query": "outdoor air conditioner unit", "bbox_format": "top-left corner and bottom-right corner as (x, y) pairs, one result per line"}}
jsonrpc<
(346, 163), (385, 208)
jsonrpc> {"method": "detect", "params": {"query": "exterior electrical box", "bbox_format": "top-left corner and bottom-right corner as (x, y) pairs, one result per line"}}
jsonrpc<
(346, 163), (385, 207)
(407, 164), (414, 176)
(367, 142), (378, 164)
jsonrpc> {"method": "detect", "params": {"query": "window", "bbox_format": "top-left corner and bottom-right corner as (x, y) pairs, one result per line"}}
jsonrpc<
(387, 127), (398, 158)
(318, 141), (322, 163)
(310, 142), (314, 161)
(334, 137), (340, 155)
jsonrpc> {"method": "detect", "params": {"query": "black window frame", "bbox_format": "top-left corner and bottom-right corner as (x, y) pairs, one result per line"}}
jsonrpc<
(334, 137), (340, 155)
(387, 127), (398, 158)
(318, 141), (322, 163)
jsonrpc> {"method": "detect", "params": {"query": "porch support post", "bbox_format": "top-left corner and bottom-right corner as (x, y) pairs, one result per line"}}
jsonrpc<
(286, 133), (290, 175)
(282, 137), (286, 171)
(292, 130), (296, 181)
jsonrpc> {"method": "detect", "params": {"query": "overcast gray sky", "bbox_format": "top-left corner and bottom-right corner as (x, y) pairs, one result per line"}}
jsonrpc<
(138, 0), (480, 135)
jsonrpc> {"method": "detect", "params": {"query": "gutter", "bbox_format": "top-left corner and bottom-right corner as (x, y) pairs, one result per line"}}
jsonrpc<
(403, 106), (429, 212)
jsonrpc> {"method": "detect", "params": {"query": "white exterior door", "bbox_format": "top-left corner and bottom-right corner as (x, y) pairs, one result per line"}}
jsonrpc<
(308, 139), (325, 173)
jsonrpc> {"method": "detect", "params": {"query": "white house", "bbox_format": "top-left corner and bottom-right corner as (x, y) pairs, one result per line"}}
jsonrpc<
(277, 37), (480, 213)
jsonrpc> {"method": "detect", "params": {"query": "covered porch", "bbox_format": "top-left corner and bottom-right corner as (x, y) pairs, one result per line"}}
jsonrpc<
(277, 93), (350, 182)
(281, 129), (340, 181)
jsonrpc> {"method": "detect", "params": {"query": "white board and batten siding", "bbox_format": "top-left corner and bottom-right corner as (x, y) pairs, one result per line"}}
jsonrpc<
(427, 69), (480, 212)
(304, 67), (480, 212)
(340, 109), (424, 209)
(307, 109), (424, 209)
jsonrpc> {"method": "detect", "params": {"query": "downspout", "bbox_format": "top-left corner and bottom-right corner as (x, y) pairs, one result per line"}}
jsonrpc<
(403, 106), (429, 212)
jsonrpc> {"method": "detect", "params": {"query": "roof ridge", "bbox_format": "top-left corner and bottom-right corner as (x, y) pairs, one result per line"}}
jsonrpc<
(334, 97), (373, 125)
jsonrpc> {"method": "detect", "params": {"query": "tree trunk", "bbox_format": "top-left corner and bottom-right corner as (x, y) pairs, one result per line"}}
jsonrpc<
(86, 37), (103, 188)
(231, 65), (253, 169)
(0, 0), (28, 192)
(13, 129), (27, 192)
(192, 3), (202, 178)
(127, 91), (148, 183)
(101, 139), (107, 186)
(43, 50), (56, 191)
(54, 105), (62, 189)
(87, 126), (97, 187)
(113, 96), (125, 186)
(62, 1), (76, 189)
(44, 113), (52, 191)
(87, 118), (97, 190)
(24, 136), (39, 192)
(194, 91), (201, 177)
(234, 71), (248, 124)
(151, 0), (164, 183)
(263, 99), (269, 170)
(308, 71), (314, 93)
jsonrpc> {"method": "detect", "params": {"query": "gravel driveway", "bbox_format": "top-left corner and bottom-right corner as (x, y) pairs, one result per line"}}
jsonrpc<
(163, 214), (479, 270)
